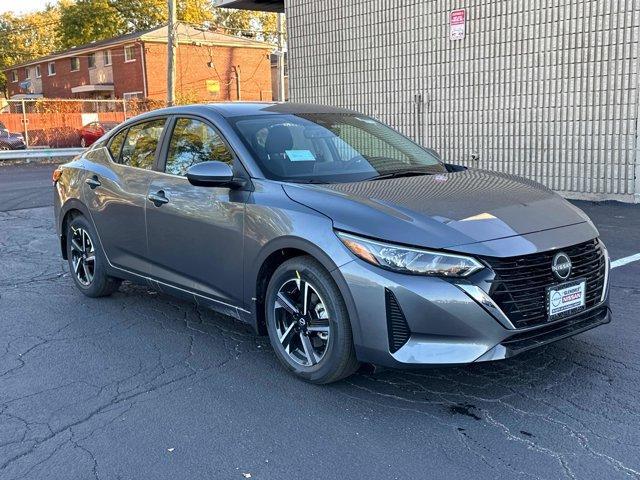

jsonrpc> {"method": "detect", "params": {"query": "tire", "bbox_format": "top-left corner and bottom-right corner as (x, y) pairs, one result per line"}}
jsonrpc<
(66, 214), (121, 297)
(265, 256), (359, 384)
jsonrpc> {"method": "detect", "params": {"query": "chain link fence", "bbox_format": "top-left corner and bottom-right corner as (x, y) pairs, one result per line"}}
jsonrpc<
(0, 98), (166, 148)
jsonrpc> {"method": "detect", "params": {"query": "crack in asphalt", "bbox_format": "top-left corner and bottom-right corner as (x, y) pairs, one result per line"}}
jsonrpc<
(1, 206), (639, 480)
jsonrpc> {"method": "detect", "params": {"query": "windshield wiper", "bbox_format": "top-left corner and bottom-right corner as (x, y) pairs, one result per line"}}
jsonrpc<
(366, 169), (438, 181)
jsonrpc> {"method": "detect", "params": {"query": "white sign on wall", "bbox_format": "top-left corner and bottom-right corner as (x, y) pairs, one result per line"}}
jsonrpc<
(449, 9), (466, 41)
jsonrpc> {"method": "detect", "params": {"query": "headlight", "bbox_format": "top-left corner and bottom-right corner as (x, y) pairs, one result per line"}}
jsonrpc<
(337, 231), (484, 277)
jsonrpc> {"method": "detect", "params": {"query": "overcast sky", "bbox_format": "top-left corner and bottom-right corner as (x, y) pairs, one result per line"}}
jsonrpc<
(1, 0), (57, 15)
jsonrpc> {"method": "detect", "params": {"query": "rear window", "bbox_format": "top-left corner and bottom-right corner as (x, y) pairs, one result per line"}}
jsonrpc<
(108, 128), (127, 160)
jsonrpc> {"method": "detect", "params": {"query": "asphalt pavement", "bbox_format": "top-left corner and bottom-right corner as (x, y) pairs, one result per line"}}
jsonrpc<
(1, 163), (639, 480)
(0, 162), (58, 212)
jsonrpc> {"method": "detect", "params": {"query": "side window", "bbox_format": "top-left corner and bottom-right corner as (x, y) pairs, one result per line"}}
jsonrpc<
(108, 128), (127, 160)
(120, 119), (166, 170)
(165, 118), (233, 176)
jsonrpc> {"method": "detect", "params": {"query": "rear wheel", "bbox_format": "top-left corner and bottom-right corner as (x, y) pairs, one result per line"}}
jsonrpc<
(66, 214), (120, 297)
(265, 256), (359, 384)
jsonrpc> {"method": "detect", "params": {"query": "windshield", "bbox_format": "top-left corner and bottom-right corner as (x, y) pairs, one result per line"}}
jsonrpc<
(230, 113), (445, 183)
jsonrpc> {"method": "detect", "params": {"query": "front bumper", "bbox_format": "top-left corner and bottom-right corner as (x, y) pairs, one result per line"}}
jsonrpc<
(337, 257), (611, 368)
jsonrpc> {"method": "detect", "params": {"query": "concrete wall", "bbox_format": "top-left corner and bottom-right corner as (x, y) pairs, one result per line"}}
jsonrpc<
(286, 0), (640, 202)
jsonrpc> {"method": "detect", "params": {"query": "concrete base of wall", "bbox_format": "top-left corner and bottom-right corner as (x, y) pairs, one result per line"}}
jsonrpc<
(558, 190), (639, 204)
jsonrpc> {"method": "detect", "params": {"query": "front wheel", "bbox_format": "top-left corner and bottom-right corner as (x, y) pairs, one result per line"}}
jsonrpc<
(265, 256), (359, 384)
(66, 214), (121, 297)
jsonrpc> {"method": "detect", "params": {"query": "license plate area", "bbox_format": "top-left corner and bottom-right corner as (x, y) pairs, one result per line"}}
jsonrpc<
(546, 278), (586, 321)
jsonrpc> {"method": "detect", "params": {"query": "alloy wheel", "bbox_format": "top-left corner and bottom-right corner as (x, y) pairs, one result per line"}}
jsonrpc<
(70, 226), (96, 286)
(273, 277), (331, 367)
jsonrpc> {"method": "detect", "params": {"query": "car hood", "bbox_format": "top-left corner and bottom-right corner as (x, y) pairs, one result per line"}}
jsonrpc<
(282, 169), (594, 249)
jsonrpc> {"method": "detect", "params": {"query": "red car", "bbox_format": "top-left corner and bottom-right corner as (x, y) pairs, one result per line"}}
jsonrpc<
(79, 121), (119, 147)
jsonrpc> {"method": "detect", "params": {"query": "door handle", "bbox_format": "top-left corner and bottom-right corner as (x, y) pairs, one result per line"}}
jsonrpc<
(148, 190), (169, 206)
(85, 175), (101, 189)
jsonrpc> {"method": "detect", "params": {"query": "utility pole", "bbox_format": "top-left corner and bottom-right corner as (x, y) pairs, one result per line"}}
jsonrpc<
(167, 0), (177, 106)
(277, 13), (285, 102)
(232, 65), (241, 101)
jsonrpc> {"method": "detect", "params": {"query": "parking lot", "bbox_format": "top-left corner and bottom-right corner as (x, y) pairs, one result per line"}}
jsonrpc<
(1, 162), (639, 480)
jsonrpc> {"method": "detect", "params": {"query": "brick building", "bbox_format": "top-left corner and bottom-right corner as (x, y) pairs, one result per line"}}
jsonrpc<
(5, 24), (274, 102)
(220, 0), (640, 203)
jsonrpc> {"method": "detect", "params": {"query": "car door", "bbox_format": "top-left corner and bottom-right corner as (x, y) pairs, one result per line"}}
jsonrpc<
(83, 117), (167, 276)
(145, 116), (249, 311)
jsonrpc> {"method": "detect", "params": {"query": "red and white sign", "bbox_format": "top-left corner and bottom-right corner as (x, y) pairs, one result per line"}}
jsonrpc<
(449, 9), (466, 41)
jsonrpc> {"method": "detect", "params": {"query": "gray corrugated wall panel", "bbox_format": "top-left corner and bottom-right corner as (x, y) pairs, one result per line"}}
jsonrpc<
(285, 0), (640, 201)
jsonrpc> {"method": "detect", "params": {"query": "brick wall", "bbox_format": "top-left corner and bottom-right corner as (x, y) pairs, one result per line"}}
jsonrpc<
(112, 42), (146, 98)
(44, 56), (91, 98)
(6, 49), (121, 99)
(286, 0), (640, 202)
(144, 42), (272, 102)
(5, 40), (272, 104)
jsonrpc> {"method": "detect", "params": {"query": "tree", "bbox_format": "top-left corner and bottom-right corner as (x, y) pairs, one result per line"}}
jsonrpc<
(107, 0), (215, 32)
(58, 0), (126, 49)
(212, 8), (280, 43)
(0, 6), (62, 93)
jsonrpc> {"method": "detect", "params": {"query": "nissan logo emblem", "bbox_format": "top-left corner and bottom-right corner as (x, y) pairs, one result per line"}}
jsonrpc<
(551, 252), (572, 280)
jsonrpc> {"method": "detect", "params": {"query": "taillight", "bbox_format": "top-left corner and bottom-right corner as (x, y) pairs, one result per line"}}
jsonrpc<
(52, 168), (63, 183)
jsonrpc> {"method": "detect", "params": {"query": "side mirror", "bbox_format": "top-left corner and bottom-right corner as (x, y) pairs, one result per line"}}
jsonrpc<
(444, 163), (468, 172)
(186, 161), (236, 187)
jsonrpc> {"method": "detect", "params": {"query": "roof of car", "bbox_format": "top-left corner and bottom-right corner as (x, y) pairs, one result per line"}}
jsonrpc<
(206, 102), (359, 117)
(133, 102), (359, 120)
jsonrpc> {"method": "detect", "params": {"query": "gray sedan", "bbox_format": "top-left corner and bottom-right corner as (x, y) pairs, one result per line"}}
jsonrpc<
(53, 103), (611, 383)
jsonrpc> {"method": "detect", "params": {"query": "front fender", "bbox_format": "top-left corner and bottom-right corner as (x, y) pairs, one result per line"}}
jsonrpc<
(242, 232), (363, 348)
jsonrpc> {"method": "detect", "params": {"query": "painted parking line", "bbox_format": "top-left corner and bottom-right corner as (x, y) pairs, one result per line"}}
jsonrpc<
(611, 253), (640, 269)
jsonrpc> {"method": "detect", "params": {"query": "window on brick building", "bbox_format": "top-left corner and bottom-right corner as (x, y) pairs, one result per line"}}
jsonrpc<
(11, 71), (17, 82)
(124, 45), (136, 62)
(70, 57), (80, 71)
(88, 53), (96, 69)
(48, 62), (56, 76)
(35, 65), (41, 78)
(24, 67), (30, 78)
(104, 50), (112, 66)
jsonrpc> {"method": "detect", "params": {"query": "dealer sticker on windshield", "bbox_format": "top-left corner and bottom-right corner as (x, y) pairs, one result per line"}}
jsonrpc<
(285, 150), (316, 162)
(547, 279), (586, 320)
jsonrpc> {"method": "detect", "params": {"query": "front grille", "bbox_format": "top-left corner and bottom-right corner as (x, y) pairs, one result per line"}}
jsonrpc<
(481, 239), (607, 329)
(385, 288), (411, 353)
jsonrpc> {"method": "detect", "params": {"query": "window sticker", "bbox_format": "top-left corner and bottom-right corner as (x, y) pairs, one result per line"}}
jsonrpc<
(285, 150), (316, 162)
